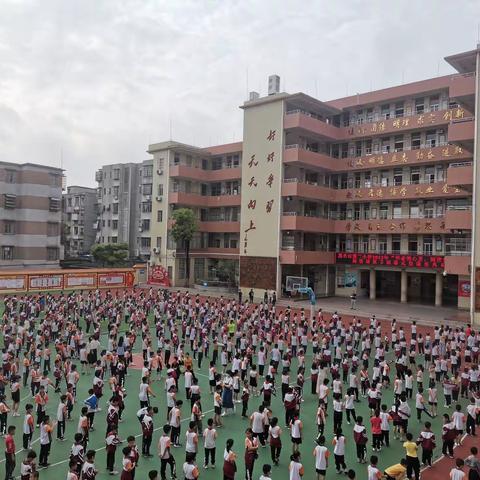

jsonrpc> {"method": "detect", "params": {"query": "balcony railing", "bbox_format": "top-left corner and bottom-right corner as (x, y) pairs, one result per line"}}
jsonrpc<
(284, 177), (454, 189)
(446, 205), (472, 211)
(449, 161), (473, 168)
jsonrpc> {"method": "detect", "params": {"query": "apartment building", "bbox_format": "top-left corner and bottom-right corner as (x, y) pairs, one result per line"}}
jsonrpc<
(147, 47), (479, 318)
(62, 186), (98, 257)
(148, 141), (242, 286)
(95, 160), (153, 260)
(0, 162), (63, 269)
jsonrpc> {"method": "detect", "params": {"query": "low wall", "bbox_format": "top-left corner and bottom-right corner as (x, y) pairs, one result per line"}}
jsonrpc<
(0, 267), (135, 294)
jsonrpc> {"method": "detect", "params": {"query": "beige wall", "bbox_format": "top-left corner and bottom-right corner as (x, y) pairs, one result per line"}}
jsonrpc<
(239, 99), (284, 297)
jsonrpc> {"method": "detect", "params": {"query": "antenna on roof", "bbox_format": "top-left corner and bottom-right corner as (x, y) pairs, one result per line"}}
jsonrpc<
(246, 67), (249, 99)
(169, 115), (173, 141)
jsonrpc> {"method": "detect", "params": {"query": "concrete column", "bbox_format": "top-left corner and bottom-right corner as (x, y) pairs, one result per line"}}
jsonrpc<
(435, 272), (443, 307)
(369, 269), (376, 300)
(401, 270), (408, 303)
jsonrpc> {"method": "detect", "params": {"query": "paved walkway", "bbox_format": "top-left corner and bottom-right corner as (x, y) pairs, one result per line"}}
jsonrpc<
(141, 284), (471, 326)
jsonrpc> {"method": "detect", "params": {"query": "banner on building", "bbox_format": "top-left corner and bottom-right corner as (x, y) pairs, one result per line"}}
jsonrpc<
(148, 265), (171, 287)
(336, 252), (444, 269)
(458, 280), (471, 298)
(0, 275), (27, 293)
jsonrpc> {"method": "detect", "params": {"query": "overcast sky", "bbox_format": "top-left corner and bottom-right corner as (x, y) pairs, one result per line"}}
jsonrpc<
(1, 0), (479, 187)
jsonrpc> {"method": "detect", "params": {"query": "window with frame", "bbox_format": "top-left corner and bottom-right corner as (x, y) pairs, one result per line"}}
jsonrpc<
(392, 235), (401, 253)
(142, 183), (152, 195)
(141, 219), (150, 231)
(113, 168), (120, 180)
(111, 236), (118, 244)
(410, 167), (420, 184)
(178, 258), (186, 278)
(381, 104), (390, 120)
(49, 197), (60, 212)
(157, 184), (164, 196)
(112, 220), (118, 230)
(409, 201), (420, 218)
(143, 165), (153, 177)
(425, 130), (436, 148)
(47, 222), (59, 236)
(157, 210), (163, 222)
(5, 170), (16, 183)
(393, 168), (403, 186)
(112, 203), (119, 214)
(211, 158), (222, 170)
(410, 132), (421, 150)
(4, 194), (16, 209)
(379, 203), (389, 220)
(3, 220), (15, 234)
(378, 235), (388, 253)
(140, 237), (151, 248)
(429, 95), (439, 111)
(1, 246), (14, 260)
(395, 102), (404, 118)
(415, 98), (425, 114)
(393, 202), (402, 219)
(394, 135), (404, 152)
(46, 247), (59, 261)
(142, 202), (152, 213)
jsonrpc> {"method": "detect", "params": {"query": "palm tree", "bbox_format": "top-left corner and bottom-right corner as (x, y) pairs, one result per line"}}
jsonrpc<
(171, 208), (197, 287)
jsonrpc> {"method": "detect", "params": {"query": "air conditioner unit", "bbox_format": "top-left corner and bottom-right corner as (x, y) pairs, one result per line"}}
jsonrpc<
(156, 196), (163, 202)
(153, 247), (160, 255)
(145, 195), (152, 201)
(157, 170), (164, 175)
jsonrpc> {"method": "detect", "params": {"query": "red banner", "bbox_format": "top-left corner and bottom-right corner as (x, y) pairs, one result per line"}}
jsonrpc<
(458, 280), (471, 297)
(336, 252), (444, 269)
(148, 265), (170, 287)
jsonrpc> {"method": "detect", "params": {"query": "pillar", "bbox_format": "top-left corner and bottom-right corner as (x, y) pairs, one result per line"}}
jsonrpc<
(369, 269), (376, 300)
(401, 270), (407, 303)
(435, 272), (443, 307)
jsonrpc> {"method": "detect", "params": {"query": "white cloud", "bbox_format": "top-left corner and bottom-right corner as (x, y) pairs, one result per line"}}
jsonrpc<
(0, 0), (478, 185)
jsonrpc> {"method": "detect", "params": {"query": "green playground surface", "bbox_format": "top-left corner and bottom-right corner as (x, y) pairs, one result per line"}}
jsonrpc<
(0, 302), (471, 480)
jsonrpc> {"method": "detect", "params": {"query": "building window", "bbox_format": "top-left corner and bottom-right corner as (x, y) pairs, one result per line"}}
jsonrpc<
(395, 102), (404, 118)
(415, 98), (425, 114)
(157, 184), (164, 196)
(381, 104), (390, 120)
(3, 220), (15, 234)
(411, 132), (421, 150)
(392, 235), (401, 253)
(49, 197), (61, 212)
(113, 186), (119, 198)
(111, 236), (118, 243)
(178, 258), (186, 279)
(423, 236), (433, 255)
(142, 183), (152, 195)
(4, 194), (16, 209)
(47, 247), (59, 261)
(143, 165), (153, 177)
(408, 235), (418, 254)
(50, 174), (61, 187)
(393, 202), (402, 219)
(394, 135), (404, 152)
(157, 210), (163, 222)
(112, 220), (118, 230)
(140, 237), (151, 248)
(47, 222), (59, 236)
(113, 168), (120, 180)
(429, 95), (439, 111)
(173, 153), (180, 166)
(1, 246), (14, 260)
(156, 236), (162, 249)
(5, 170), (16, 183)
(410, 167), (420, 185)
(211, 158), (222, 170)
(142, 202), (152, 213)
(112, 203), (119, 215)
(393, 168), (403, 186)
(141, 219), (150, 231)
(378, 235), (387, 253)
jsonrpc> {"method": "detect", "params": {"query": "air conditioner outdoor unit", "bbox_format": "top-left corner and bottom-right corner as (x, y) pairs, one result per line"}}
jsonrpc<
(153, 247), (160, 254)
(157, 170), (164, 175)
(156, 196), (163, 202)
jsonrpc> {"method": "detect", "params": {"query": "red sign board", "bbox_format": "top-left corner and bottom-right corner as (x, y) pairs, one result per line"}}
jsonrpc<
(458, 280), (471, 297)
(148, 265), (170, 287)
(336, 252), (444, 269)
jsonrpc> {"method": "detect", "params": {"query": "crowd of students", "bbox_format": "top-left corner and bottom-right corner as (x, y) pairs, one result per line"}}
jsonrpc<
(0, 287), (479, 480)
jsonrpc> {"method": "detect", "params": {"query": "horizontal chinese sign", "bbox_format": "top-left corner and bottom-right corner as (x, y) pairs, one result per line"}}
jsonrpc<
(0, 275), (27, 293)
(336, 252), (444, 269)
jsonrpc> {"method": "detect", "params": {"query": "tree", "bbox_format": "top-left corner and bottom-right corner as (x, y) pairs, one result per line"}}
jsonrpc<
(91, 243), (129, 267)
(171, 208), (197, 287)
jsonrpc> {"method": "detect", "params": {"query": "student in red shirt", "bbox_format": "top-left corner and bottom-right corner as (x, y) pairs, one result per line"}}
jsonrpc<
(370, 410), (382, 452)
(5, 425), (16, 480)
